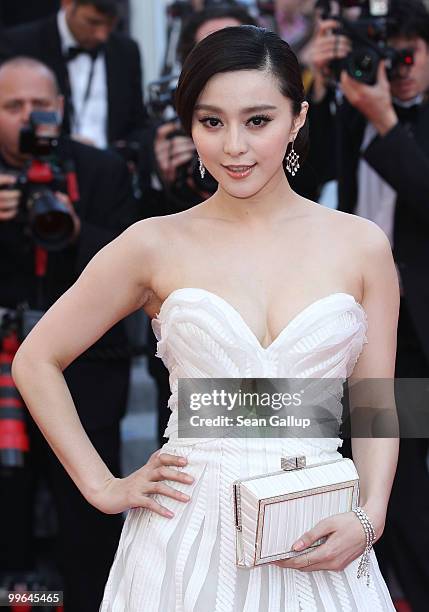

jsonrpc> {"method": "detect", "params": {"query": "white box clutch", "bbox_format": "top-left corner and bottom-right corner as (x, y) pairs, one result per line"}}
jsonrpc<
(233, 456), (359, 567)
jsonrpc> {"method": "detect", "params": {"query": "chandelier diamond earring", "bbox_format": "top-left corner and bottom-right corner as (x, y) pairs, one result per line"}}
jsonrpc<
(198, 156), (206, 179)
(286, 141), (300, 176)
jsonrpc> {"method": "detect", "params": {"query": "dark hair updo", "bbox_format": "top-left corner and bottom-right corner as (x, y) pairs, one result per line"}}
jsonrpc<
(175, 25), (309, 171)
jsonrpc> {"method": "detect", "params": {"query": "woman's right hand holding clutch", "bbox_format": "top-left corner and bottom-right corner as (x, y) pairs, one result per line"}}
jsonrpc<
(90, 450), (194, 517)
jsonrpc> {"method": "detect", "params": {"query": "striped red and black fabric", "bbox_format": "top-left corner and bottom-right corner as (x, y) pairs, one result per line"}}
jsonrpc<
(0, 330), (30, 468)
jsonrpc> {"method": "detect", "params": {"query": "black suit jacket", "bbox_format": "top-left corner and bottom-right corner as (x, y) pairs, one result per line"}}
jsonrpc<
(307, 94), (429, 364)
(4, 14), (148, 144)
(0, 140), (140, 428)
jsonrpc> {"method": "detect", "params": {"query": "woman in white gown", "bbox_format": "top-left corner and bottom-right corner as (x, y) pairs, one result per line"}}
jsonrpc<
(12, 26), (399, 612)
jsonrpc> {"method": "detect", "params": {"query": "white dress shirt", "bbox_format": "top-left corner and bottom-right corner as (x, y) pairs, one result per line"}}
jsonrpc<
(57, 9), (108, 149)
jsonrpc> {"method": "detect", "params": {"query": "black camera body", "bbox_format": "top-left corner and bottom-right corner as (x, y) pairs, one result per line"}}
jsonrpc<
(148, 75), (218, 200)
(317, 0), (414, 84)
(16, 111), (75, 251)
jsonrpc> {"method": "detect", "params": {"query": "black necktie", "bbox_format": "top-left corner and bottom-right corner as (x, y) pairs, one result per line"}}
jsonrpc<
(65, 46), (99, 62)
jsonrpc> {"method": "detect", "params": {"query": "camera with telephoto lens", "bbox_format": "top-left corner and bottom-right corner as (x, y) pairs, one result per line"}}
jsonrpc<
(15, 111), (75, 251)
(316, 0), (414, 84)
(148, 75), (218, 199)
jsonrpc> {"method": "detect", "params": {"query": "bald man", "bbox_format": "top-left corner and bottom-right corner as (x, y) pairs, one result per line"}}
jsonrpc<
(4, 0), (146, 149)
(0, 57), (139, 612)
(0, 58), (67, 220)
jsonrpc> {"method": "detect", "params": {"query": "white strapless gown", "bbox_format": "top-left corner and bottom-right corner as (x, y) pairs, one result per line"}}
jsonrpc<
(100, 288), (396, 611)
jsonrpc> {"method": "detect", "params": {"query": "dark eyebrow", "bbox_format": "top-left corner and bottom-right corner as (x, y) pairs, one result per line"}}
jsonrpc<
(194, 104), (278, 113)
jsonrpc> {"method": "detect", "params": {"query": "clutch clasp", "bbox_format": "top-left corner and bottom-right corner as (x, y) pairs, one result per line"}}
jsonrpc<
(281, 456), (306, 471)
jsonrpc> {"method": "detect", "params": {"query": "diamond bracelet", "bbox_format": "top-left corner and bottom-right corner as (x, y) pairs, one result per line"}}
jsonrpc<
(352, 506), (376, 586)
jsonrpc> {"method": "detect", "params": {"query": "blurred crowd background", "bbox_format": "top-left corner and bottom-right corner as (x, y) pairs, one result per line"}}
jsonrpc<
(0, 1), (429, 611)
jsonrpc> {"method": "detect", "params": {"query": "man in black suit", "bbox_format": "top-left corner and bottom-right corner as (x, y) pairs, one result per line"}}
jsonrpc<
(0, 56), (139, 611)
(4, 0), (147, 150)
(305, 1), (429, 609)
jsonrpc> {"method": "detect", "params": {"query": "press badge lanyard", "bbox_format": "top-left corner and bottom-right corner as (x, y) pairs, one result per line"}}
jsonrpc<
(71, 56), (97, 135)
(65, 47), (99, 136)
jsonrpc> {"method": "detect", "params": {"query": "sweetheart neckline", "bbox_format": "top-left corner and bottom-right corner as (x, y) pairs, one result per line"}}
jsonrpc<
(153, 287), (367, 352)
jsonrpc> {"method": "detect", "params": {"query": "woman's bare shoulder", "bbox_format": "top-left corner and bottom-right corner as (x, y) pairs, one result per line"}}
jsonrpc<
(120, 213), (190, 249)
(128, 205), (205, 237)
(309, 202), (392, 255)
(117, 210), (202, 279)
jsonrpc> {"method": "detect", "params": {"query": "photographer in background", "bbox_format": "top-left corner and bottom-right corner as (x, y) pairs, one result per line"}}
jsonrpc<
(0, 57), (138, 612)
(4, 0), (148, 151)
(306, 1), (429, 608)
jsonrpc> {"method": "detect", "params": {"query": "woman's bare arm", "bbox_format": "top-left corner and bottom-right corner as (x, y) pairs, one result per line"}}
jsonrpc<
(12, 219), (194, 515)
(276, 219), (400, 571)
(348, 220), (400, 535)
